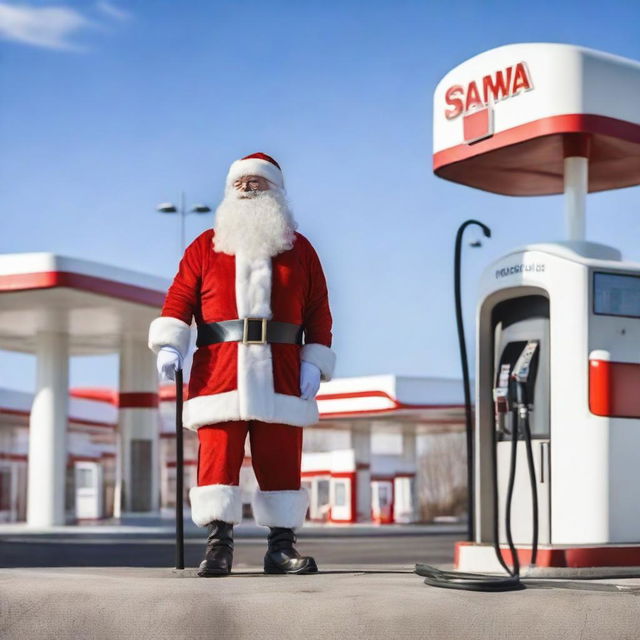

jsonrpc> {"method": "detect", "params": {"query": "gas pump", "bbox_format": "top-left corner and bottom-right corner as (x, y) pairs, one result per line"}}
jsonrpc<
(416, 42), (640, 589)
(469, 242), (640, 570)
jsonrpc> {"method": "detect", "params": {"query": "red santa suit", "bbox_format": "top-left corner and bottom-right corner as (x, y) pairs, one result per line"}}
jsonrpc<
(148, 153), (336, 530)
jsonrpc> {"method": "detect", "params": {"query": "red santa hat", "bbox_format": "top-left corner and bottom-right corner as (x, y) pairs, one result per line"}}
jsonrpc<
(225, 152), (285, 191)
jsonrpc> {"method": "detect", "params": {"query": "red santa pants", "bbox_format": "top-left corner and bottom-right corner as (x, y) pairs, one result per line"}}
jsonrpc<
(189, 420), (309, 530)
(196, 420), (302, 489)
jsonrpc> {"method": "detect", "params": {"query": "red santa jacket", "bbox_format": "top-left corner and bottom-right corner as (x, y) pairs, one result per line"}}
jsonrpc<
(148, 229), (335, 430)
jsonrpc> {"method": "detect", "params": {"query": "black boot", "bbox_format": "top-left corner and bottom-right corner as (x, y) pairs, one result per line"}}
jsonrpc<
(264, 527), (318, 574)
(197, 519), (234, 577)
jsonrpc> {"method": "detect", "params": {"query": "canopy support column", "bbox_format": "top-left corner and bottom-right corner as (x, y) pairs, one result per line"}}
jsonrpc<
(563, 134), (591, 242)
(27, 330), (69, 527)
(116, 335), (160, 515)
(352, 428), (372, 522)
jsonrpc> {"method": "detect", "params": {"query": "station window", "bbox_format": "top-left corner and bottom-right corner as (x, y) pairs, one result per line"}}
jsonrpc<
(317, 479), (329, 506)
(0, 468), (10, 511)
(77, 468), (94, 490)
(334, 481), (346, 506)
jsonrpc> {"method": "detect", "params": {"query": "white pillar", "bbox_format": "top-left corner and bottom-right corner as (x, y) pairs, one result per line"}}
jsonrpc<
(564, 156), (588, 241)
(27, 331), (69, 527)
(352, 427), (372, 522)
(394, 429), (418, 523)
(117, 335), (161, 514)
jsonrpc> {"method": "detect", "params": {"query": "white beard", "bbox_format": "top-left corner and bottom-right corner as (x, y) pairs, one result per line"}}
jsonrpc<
(212, 188), (298, 260)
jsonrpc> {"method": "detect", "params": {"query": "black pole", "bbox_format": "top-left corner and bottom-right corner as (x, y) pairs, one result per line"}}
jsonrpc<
(175, 368), (185, 570)
(454, 219), (491, 542)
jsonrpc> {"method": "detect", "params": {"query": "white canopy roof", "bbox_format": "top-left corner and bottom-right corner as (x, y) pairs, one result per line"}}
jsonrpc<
(0, 253), (168, 355)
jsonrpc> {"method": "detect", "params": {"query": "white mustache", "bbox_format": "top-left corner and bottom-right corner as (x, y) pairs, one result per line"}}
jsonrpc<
(236, 189), (264, 199)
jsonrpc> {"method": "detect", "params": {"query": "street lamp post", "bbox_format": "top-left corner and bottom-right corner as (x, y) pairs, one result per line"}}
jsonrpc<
(156, 191), (212, 255)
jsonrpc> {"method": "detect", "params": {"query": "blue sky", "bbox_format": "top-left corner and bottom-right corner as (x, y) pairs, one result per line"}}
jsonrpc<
(1, 0), (640, 393)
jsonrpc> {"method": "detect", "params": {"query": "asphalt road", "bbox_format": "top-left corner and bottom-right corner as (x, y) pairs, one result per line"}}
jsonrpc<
(0, 533), (458, 568)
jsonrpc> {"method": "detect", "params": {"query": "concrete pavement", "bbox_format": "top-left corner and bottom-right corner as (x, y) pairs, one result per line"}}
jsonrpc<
(3, 520), (639, 639)
(2, 565), (640, 640)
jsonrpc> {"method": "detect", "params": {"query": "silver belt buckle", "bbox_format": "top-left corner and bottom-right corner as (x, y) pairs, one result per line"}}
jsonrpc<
(243, 317), (267, 344)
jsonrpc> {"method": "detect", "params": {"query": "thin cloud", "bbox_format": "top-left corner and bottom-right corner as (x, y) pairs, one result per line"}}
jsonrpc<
(96, 1), (131, 22)
(0, 2), (92, 50)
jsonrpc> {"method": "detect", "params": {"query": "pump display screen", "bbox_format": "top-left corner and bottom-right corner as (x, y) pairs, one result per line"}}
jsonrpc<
(593, 272), (640, 318)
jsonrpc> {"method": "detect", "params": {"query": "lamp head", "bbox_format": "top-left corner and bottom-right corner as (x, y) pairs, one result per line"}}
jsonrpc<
(191, 204), (211, 214)
(156, 203), (177, 214)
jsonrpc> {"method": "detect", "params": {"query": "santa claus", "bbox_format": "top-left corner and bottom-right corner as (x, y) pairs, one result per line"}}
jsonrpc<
(148, 152), (335, 577)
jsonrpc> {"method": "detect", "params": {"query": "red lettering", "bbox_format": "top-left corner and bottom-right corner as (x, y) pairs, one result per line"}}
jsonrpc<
(511, 62), (532, 95)
(465, 81), (483, 112)
(445, 85), (464, 120)
(444, 61), (533, 120)
(482, 67), (513, 104)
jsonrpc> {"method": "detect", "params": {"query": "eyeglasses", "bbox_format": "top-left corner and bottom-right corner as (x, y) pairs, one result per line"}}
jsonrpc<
(233, 176), (271, 191)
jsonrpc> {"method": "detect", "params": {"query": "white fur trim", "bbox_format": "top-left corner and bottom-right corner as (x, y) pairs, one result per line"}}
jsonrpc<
(189, 483), (243, 526)
(148, 316), (192, 361)
(300, 343), (337, 381)
(251, 487), (309, 530)
(226, 157), (284, 191)
(235, 254), (272, 319)
(235, 252), (276, 419)
(182, 390), (319, 430)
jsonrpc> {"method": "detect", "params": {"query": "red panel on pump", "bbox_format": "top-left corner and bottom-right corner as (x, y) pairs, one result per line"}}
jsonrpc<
(589, 359), (640, 418)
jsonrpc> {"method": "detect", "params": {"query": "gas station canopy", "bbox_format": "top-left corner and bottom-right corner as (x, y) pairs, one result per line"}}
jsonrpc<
(0, 253), (169, 355)
(315, 374), (466, 434)
(0, 252), (170, 526)
(433, 43), (640, 195)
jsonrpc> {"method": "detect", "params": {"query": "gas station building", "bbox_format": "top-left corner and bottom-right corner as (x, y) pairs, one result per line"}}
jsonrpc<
(0, 253), (465, 527)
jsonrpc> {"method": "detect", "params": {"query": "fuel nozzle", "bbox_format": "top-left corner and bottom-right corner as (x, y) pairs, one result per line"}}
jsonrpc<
(493, 363), (512, 434)
(494, 363), (512, 410)
(511, 341), (539, 417)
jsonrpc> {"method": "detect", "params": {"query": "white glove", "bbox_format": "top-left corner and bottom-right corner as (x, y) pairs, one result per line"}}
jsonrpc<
(300, 361), (321, 400)
(157, 346), (183, 382)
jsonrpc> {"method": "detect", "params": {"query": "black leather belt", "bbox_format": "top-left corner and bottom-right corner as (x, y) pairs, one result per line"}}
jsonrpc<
(196, 318), (304, 347)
